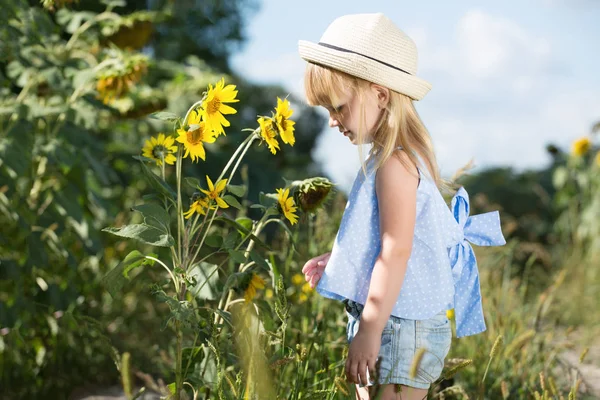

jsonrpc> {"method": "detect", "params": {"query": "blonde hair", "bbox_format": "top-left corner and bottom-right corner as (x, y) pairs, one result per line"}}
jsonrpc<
(304, 63), (450, 191)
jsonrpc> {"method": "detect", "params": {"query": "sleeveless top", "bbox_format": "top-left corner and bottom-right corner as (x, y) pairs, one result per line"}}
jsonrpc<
(316, 150), (506, 338)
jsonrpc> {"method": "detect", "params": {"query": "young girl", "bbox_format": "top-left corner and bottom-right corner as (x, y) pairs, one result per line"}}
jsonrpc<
(298, 13), (506, 400)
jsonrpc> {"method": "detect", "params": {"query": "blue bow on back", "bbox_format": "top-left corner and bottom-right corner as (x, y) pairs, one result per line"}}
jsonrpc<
(448, 187), (506, 338)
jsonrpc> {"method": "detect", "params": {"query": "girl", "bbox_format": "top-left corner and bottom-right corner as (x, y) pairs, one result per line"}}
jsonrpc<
(298, 13), (506, 400)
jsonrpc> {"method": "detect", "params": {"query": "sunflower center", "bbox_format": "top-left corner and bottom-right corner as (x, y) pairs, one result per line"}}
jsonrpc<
(187, 127), (205, 145)
(265, 124), (277, 139)
(152, 145), (167, 160)
(279, 117), (288, 131)
(207, 98), (221, 114)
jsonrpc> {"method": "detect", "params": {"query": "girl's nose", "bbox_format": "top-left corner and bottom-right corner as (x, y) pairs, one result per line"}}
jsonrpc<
(328, 115), (339, 128)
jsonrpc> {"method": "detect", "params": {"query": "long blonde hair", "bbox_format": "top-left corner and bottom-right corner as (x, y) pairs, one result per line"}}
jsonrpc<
(304, 63), (450, 191)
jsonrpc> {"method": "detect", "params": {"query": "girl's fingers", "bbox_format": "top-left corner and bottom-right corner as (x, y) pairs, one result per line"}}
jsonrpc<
(345, 357), (358, 383)
(358, 360), (369, 388)
(301, 259), (316, 274)
(309, 273), (321, 288)
(367, 358), (376, 385)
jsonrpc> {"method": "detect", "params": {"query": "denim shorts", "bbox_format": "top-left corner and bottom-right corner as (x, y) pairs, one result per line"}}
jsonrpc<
(345, 300), (452, 389)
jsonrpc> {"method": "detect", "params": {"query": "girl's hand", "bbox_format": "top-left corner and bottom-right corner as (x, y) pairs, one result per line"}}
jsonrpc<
(301, 252), (331, 288)
(345, 327), (380, 385)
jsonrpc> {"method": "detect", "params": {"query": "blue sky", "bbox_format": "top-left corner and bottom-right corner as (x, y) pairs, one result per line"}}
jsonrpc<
(231, 0), (600, 191)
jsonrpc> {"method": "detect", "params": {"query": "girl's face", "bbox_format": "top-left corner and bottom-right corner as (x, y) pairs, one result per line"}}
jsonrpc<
(325, 85), (385, 145)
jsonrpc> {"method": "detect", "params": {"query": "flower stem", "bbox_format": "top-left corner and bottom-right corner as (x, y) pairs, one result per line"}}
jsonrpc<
(215, 213), (268, 327)
(175, 319), (183, 400)
(176, 148), (183, 269)
(144, 256), (178, 293)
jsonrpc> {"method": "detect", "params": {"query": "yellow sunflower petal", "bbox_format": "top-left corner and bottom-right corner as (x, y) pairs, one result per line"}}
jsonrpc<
(216, 197), (229, 208)
(215, 178), (227, 193)
(252, 275), (265, 289)
(206, 175), (214, 192)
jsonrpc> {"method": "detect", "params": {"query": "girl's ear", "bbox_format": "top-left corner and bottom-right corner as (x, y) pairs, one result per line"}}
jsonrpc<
(371, 84), (390, 109)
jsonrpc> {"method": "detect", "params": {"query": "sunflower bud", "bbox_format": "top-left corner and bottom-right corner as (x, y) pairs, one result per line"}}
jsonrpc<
(290, 177), (334, 214)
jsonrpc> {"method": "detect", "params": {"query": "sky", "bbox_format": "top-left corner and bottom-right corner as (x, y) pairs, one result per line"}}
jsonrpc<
(231, 0), (600, 192)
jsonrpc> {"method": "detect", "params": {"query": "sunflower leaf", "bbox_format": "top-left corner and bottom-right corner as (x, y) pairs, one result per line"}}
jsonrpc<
(184, 177), (201, 189)
(214, 216), (270, 250)
(102, 224), (175, 247)
(227, 184), (246, 197)
(102, 250), (146, 298)
(228, 249), (247, 264)
(250, 250), (270, 271)
(137, 159), (176, 202)
(222, 194), (243, 210)
(204, 235), (223, 248)
(259, 191), (277, 208)
(150, 111), (179, 122)
(132, 203), (171, 230)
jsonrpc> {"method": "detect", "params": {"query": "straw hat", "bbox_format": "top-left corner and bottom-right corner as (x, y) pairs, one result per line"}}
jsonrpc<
(298, 13), (431, 100)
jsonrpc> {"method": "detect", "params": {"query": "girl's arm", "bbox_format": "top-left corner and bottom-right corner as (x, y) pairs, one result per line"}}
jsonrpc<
(360, 150), (418, 334)
(345, 150), (418, 385)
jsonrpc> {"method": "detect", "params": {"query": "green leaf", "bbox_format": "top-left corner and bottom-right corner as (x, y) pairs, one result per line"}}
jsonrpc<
(272, 219), (297, 250)
(167, 383), (176, 395)
(250, 250), (270, 271)
(184, 177), (201, 189)
(222, 194), (243, 210)
(228, 249), (247, 264)
(235, 217), (253, 232)
(136, 158), (176, 202)
(227, 184), (246, 197)
(124, 253), (155, 279)
(102, 250), (146, 298)
(102, 224), (175, 247)
(223, 231), (239, 249)
(150, 111), (179, 122)
(204, 235), (223, 248)
(132, 203), (171, 230)
(259, 191), (277, 208)
(189, 262), (219, 300)
(214, 216), (270, 250)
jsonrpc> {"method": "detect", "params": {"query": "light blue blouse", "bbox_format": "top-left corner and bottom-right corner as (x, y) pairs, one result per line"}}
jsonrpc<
(316, 153), (506, 338)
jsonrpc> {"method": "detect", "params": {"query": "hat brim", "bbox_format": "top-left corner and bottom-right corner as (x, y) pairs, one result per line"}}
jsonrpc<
(298, 40), (431, 101)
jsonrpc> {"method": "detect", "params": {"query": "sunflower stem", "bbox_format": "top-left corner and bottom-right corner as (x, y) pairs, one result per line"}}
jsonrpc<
(189, 205), (219, 269)
(215, 213), (268, 327)
(176, 148), (183, 271)
(225, 134), (257, 184)
(187, 131), (254, 240)
(182, 97), (207, 128)
(216, 130), (257, 183)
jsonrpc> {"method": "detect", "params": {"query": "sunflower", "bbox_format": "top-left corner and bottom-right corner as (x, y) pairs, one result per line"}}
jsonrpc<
(203, 78), (239, 136)
(595, 151), (600, 167)
(201, 176), (229, 208)
(301, 282), (312, 294)
(571, 137), (591, 156)
(175, 109), (216, 162)
(292, 273), (304, 286)
(276, 188), (298, 225)
(292, 177), (334, 213)
(141, 133), (177, 166)
(274, 97), (296, 146)
(244, 273), (265, 303)
(258, 117), (280, 155)
(183, 197), (210, 219)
